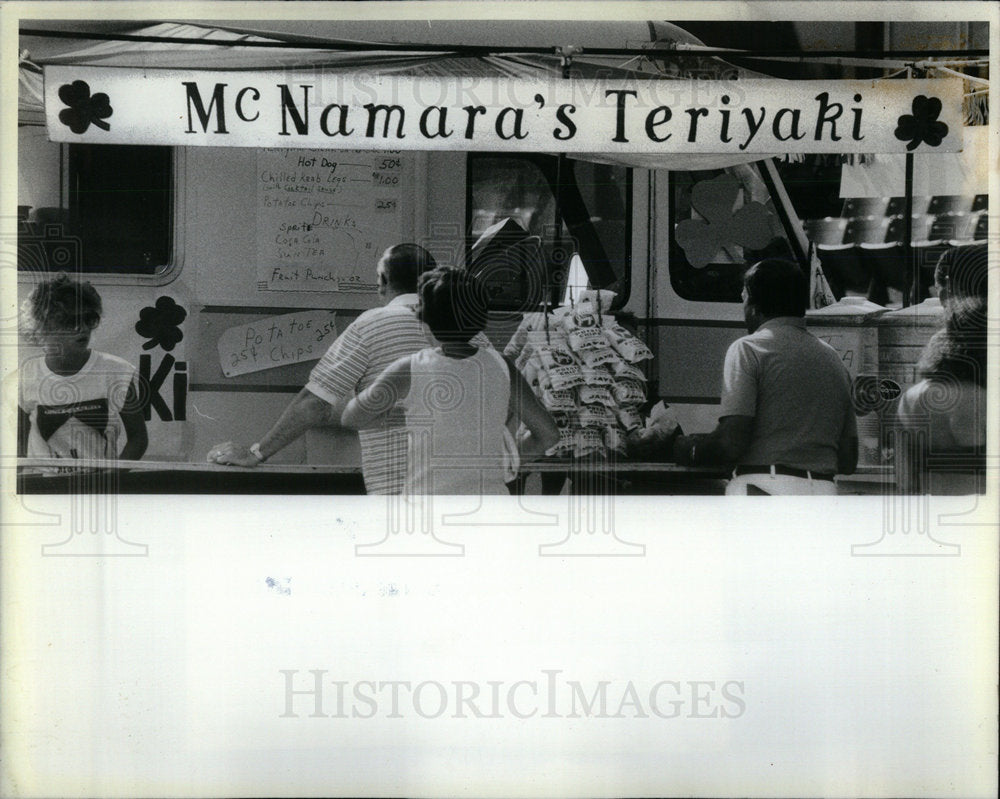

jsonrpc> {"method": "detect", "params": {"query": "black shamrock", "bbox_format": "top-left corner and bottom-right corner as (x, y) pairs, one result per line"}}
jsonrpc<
(894, 95), (948, 152)
(135, 296), (187, 351)
(57, 80), (113, 134)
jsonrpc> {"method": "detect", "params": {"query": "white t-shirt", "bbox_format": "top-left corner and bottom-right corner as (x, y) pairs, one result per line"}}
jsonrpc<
(19, 350), (137, 460)
(402, 345), (511, 495)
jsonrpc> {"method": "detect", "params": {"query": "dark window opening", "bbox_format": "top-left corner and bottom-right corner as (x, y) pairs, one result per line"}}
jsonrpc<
(18, 144), (173, 276)
(467, 154), (631, 312)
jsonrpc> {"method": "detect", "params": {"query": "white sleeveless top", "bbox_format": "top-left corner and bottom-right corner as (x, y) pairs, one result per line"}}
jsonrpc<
(401, 345), (511, 495)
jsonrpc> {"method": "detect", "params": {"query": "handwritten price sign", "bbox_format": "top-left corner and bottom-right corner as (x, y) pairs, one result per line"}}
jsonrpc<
(217, 310), (337, 377)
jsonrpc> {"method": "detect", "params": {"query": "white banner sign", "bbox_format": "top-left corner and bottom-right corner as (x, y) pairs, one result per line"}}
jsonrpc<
(45, 67), (964, 154)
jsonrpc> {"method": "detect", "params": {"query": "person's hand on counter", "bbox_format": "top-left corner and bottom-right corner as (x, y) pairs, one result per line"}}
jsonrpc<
(623, 401), (683, 462)
(625, 428), (656, 459)
(207, 388), (341, 468)
(626, 426), (681, 462)
(207, 441), (263, 467)
(672, 416), (753, 466)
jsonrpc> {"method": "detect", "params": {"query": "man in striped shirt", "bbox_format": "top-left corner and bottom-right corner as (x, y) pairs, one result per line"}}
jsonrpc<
(208, 243), (443, 494)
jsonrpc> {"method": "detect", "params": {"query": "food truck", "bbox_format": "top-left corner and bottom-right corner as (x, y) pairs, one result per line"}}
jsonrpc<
(13, 18), (989, 493)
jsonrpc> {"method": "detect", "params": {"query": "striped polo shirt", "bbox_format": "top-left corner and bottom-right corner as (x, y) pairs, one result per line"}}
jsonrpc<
(306, 294), (433, 494)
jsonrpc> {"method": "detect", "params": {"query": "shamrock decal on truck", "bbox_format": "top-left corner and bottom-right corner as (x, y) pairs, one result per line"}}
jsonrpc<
(675, 173), (775, 269)
(134, 297), (188, 423)
(57, 80), (113, 134)
(135, 296), (187, 351)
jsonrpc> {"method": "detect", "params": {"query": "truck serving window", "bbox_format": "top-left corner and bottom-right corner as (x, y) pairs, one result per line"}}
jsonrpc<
(467, 154), (631, 310)
(18, 138), (173, 277)
(669, 164), (795, 303)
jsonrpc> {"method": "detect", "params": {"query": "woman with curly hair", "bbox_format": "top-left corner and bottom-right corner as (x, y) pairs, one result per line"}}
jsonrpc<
(18, 274), (147, 462)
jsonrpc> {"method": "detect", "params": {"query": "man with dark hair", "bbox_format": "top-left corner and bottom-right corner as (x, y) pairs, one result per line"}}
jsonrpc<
(379, 242), (438, 298)
(672, 258), (857, 495)
(743, 256), (809, 318)
(209, 243), (455, 494)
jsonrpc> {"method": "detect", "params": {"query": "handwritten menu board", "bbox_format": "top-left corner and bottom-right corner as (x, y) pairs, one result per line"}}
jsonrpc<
(256, 149), (411, 293)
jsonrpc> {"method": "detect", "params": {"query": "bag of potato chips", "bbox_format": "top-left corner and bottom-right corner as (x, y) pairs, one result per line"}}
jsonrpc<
(536, 344), (585, 391)
(612, 379), (646, 406)
(540, 388), (577, 412)
(605, 324), (653, 363)
(575, 427), (605, 457)
(577, 385), (615, 408)
(578, 347), (617, 369)
(611, 361), (647, 382)
(581, 367), (615, 387)
(578, 402), (615, 428)
(567, 325), (610, 353)
(616, 405), (644, 432)
(578, 289), (617, 312)
(547, 427), (577, 457)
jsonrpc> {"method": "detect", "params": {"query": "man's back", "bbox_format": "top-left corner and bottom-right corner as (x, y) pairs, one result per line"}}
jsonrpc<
(307, 295), (432, 493)
(720, 317), (854, 474)
(309, 297), (429, 400)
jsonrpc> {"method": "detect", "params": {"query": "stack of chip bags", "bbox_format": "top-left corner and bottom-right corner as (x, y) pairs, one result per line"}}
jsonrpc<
(504, 290), (653, 459)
